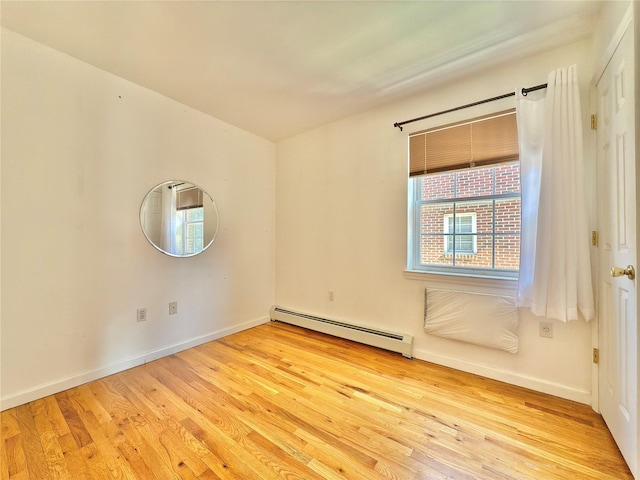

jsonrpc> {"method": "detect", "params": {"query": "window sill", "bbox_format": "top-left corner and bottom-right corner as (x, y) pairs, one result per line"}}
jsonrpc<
(403, 269), (518, 295)
(443, 253), (477, 258)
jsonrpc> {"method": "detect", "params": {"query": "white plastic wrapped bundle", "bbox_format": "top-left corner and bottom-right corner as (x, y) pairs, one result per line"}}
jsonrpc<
(424, 289), (519, 353)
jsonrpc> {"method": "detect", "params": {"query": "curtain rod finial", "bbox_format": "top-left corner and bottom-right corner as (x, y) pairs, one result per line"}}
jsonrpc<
(394, 122), (403, 131)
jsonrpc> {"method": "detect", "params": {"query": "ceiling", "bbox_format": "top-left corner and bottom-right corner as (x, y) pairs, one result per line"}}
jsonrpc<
(1, 1), (601, 142)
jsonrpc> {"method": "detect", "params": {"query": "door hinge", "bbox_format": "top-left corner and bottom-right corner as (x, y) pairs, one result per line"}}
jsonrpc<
(592, 230), (599, 246)
(591, 113), (597, 130)
(593, 347), (600, 364)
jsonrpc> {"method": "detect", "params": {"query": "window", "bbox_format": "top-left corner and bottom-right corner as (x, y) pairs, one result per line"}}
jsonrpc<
(180, 207), (205, 254)
(408, 110), (520, 278)
(443, 213), (476, 254)
(175, 186), (205, 255)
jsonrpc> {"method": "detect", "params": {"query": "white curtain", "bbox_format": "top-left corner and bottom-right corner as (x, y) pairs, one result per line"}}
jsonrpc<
(515, 87), (545, 309)
(516, 65), (595, 322)
(160, 186), (178, 254)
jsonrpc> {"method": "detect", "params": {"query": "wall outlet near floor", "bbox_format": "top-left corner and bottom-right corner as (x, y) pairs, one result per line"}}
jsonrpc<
(169, 301), (178, 315)
(328, 290), (335, 301)
(137, 308), (147, 322)
(539, 321), (553, 338)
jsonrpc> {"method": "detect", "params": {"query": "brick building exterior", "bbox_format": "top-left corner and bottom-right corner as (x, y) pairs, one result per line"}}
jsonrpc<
(418, 161), (520, 271)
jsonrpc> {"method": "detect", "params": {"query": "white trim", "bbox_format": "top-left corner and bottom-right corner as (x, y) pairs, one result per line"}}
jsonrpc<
(592, 3), (633, 87)
(414, 348), (592, 405)
(591, 316), (600, 412)
(404, 270), (518, 295)
(0, 316), (270, 411)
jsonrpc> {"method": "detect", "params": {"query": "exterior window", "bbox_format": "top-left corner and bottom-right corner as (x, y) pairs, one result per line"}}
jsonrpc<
(409, 161), (520, 277)
(176, 207), (204, 254)
(408, 110), (520, 278)
(443, 213), (477, 254)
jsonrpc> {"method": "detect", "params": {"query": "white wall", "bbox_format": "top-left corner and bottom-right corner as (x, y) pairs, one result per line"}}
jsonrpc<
(0, 30), (276, 410)
(276, 38), (596, 404)
(592, 0), (633, 69)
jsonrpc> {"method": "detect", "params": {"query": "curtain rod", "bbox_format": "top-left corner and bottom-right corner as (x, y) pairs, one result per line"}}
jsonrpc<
(393, 83), (547, 131)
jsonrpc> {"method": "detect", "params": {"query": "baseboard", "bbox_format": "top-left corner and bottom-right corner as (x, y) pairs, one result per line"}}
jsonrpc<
(414, 348), (592, 405)
(0, 316), (270, 411)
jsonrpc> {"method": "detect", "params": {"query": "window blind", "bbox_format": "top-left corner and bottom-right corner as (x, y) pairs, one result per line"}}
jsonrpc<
(176, 187), (204, 210)
(409, 109), (518, 177)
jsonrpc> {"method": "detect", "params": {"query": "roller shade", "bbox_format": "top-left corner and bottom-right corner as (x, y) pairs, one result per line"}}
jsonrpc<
(409, 109), (518, 177)
(176, 187), (203, 210)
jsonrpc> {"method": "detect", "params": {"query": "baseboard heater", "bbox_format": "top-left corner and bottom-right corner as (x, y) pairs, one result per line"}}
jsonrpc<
(270, 306), (414, 358)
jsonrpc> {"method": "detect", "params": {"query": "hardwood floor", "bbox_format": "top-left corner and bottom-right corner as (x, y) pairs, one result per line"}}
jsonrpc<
(1, 321), (632, 479)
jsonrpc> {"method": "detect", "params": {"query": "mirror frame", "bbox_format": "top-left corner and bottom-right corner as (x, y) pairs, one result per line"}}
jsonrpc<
(139, 180), (219, 257)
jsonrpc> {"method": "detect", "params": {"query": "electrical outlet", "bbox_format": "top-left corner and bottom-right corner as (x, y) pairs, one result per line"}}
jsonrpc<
(169, 301), (178, 315)
(539, 321), (553, 338)
(329, 291), (335, 301)
(137, 308), (147, 322)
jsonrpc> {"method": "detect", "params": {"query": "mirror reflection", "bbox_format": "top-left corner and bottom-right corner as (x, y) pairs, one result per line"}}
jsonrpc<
(140, 181), (219, 257)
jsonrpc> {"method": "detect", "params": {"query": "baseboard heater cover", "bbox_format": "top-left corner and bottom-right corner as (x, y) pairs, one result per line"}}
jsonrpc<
(270, 306), (414, 358)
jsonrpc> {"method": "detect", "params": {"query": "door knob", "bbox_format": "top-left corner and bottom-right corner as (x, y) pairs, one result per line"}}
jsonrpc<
(611, 265), (635, 280)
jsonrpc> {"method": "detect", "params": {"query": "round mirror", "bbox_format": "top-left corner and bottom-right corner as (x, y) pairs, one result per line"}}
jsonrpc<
(140, 181), (219, 257)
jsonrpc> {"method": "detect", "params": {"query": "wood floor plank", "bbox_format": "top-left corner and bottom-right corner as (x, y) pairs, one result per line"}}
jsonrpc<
(56, 432), (95, 480)
(3, 433), (27, 479)
(1, 322), (633, 479)
(180, 417), (275, 479)
(241, 429), (324, 480)
(28, 399), (71, 480)
(90, 378), (181, 479)
(70, 404), (138, 480)
(108, 373), (207, 479)
(54, 393), (93, 451)
(1, 410), (21, 441)
(13, 405), (52, 480)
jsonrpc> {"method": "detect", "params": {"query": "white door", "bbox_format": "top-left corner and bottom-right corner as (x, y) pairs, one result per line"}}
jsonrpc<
(596, 24), (637, 477)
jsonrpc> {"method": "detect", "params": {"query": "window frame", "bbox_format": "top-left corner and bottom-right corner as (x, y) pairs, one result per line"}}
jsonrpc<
(176, 206), (205, 255)
(407, 167), (520, 281)
(443, 212), (477, 255)
(406, 109), (521, 281)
